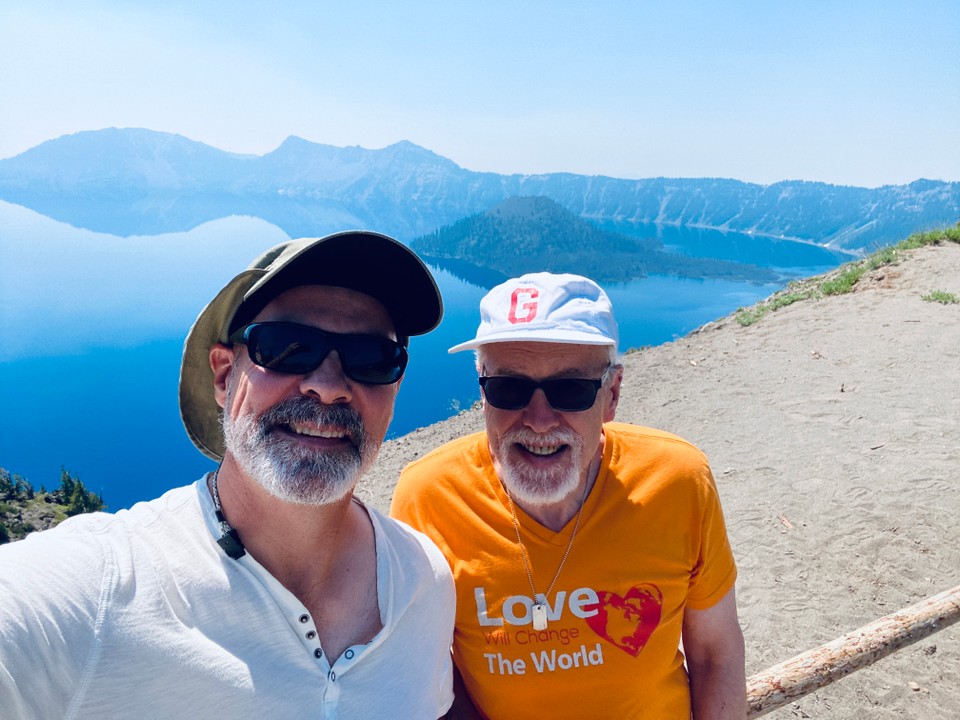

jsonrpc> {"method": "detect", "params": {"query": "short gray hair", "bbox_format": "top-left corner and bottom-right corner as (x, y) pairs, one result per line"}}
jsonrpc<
(475, 344), (620, 375)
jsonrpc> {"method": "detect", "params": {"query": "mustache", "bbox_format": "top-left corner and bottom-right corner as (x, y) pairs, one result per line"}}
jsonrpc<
(257, 397), (366, 447)
(504, 427), (579, 448)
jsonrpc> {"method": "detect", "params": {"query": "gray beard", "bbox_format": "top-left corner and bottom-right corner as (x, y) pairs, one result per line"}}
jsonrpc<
(222, 395), (378, 506)
(497, 427), (585, 508)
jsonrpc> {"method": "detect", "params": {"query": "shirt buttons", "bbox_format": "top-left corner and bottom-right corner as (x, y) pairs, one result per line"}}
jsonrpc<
(328, 670), (336, 681)
(299, 614), (310, 624)
(306, 630), (317, 640)
(345, 649), (355, 660)
(314, 649), (323, 659)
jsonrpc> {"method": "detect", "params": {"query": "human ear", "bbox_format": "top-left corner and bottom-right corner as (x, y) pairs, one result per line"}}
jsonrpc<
(603, 365), (624, 422)
(209, 343), (236, 410)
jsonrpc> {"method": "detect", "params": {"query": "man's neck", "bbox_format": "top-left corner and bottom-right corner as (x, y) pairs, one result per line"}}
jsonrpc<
(511, 447), (604, 533)
(212, 456), (382, 659)
(213, 457), (354, 582)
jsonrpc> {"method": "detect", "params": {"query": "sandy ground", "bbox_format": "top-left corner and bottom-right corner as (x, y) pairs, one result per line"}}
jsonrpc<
(358, 241), (960, 719)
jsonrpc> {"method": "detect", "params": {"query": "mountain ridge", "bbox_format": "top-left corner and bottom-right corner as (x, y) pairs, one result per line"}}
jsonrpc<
(0, 128), (956, 249)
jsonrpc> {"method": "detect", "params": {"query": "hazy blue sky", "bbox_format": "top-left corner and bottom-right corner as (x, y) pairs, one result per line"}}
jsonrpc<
(1, 1), (957, 187)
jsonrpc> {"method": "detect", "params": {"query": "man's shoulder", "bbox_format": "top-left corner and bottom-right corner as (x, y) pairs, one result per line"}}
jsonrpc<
(120, 482), (204, 523)
(0, 481), (207, 625)
(391, 432), (490, 522)
(15, 482), (198, 540)
(604, 422), (711, 471)
(606, 421), (703, 450)
(2, 481), (205, 568)
(398, 430), (488, 480)
(366, 506), (454, 583)
(368, 504), (434, 548)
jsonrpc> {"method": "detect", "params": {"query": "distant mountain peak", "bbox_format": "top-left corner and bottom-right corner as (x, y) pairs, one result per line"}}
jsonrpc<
(0, 127), (956, 248)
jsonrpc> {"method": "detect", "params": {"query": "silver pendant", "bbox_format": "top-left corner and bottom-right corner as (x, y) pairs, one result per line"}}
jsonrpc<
(532, 602), (548, 631)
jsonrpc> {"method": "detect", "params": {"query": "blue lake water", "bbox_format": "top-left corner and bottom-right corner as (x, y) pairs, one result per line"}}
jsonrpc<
(0, 201), (851, 509)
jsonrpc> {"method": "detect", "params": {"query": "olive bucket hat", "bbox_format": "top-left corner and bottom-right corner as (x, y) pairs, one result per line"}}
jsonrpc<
(178, 230), (443, 461)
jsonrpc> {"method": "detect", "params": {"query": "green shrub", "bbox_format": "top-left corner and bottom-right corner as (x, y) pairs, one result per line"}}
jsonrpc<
(732, 223), (960, 326)
(821, 265), (866, 295)
(867, 247), (899, 269)
(921, 290), (959, 304)
(735, 307), (765, 327)
(898, 225), (960, 250)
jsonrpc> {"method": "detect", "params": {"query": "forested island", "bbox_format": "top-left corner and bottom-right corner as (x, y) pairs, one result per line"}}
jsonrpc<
(412, 196), (779, 285)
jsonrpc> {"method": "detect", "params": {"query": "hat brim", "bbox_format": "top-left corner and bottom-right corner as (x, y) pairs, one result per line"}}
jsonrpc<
(179, 271), (261, 460)
(449, 329), (617, 354)
(231, 233), (443, 339)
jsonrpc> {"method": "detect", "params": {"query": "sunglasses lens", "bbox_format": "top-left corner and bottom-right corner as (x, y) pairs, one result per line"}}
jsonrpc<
(542, 379), (600, 412)
(338, 335), (408, 385)
(240, 323), (407, 385)
(246, 323), (327, 374)
(480, 376), (602, 412)
(480, 377), (536, 410)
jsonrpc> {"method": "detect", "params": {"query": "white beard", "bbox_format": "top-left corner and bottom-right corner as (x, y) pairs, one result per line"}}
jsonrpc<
(496, 427), (585, 507)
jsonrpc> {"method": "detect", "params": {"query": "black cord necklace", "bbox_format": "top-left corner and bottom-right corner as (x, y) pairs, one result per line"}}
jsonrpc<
(211, 472), (246, 560)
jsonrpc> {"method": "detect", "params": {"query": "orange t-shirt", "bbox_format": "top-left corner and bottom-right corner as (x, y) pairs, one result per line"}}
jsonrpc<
(391, 423), (737, 719)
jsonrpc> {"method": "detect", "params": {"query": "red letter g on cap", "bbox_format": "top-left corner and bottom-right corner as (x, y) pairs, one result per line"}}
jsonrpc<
(508, 288), (539, 324)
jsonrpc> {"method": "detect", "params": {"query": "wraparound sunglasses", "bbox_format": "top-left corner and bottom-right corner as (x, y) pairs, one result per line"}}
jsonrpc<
(479, 367), (612, 412)
(229, 321), (408, 385)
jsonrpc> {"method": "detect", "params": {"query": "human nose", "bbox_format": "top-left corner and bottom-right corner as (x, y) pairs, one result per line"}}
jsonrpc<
(522, 388), (561, 432)
(298, 349), (352, 404)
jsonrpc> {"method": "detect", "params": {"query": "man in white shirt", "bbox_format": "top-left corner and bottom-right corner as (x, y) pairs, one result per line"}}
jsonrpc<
(0, 231), (455, 719)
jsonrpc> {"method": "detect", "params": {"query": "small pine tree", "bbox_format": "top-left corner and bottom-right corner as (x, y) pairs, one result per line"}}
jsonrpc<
(64, 474), (104, 517)
(67, 483), (86, 517)
(12, 476), (31, 501)
(0, 469), (12, 500)
(58, 468), (76, 504)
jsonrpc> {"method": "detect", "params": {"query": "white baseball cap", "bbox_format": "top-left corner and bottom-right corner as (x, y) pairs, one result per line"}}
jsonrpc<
(449, 272), (618, 353)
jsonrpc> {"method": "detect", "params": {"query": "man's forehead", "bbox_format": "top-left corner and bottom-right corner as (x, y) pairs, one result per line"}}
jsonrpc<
(253, 284), (397, 336)
(481, 341), (609, 375)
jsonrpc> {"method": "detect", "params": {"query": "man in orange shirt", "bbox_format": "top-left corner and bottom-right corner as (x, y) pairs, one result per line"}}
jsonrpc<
(392, 272), (745, 719)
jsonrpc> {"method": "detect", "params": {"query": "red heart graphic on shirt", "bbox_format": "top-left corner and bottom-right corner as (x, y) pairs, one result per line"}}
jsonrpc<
(584, 584), (663, 656)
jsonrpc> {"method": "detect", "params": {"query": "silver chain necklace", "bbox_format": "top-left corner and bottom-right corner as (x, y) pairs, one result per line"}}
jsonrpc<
(506, 477), (591, 632)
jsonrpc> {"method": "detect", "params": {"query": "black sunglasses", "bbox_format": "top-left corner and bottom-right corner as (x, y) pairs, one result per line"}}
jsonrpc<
(229, 321), (408, 385)
(479, 368), (612, 412)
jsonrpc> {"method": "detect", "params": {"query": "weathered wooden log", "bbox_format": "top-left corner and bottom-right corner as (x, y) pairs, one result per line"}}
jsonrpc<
(746, 584), (960, 718)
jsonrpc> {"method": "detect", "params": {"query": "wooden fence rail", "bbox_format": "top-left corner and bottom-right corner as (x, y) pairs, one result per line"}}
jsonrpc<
(746, 584), (960, 718)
